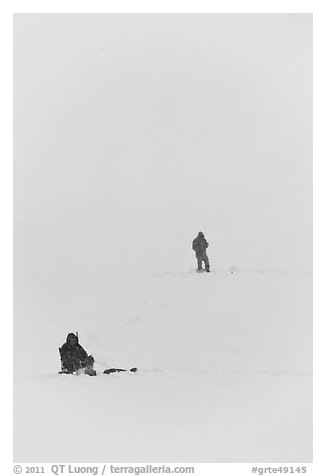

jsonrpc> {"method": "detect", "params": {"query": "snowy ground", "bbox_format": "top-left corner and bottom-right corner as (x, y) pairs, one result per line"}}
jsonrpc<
(14, 267), (312, 462)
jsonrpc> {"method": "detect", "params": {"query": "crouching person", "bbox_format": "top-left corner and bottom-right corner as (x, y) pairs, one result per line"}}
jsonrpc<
(59, 333), (96, 376)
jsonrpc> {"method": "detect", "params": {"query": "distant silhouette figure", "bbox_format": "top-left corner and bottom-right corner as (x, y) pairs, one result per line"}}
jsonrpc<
(192, 231), (210, 272)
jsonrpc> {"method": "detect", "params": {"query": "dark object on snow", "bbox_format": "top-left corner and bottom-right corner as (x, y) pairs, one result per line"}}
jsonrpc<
(59, 333), (95, 375)
(192, 231), (210, 272)
(103, 367), (138, 375)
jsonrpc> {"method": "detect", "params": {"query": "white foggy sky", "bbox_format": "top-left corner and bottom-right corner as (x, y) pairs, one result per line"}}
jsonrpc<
(14, 14), (312, 275)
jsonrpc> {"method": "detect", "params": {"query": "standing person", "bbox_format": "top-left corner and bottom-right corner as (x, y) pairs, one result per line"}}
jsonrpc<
(192, 231), (210, 272)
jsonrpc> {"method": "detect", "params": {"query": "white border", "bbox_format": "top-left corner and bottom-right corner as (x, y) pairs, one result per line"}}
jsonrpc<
(2, 2), (323, 475)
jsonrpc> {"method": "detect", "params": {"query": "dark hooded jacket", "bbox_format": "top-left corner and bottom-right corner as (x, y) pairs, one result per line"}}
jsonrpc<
(59, 333), (88, 372)
(192, 232), (209, 255)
